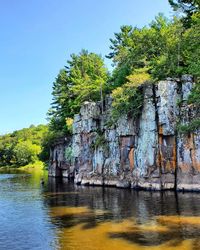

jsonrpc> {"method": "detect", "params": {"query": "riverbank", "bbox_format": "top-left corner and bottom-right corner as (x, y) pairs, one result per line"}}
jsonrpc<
(0, 161), (45, 172)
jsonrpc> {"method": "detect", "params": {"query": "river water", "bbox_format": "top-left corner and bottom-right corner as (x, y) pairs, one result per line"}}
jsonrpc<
(1, 169), (200, 250)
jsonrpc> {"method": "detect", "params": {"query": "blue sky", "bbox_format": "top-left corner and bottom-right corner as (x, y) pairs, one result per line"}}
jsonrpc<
(0, 0), (172, 135)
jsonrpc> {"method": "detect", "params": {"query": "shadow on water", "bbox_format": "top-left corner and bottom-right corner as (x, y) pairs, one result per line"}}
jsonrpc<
(43, 177), (200, 249)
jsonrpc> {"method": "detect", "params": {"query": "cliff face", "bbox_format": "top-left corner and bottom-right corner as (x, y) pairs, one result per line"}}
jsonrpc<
(49, 76), (200, 191)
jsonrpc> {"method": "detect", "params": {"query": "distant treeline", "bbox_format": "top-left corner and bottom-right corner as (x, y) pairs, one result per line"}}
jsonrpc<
(0, 125), (49, 167)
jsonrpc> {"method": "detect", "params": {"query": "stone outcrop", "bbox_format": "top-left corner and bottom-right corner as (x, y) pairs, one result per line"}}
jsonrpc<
(49, 138), (74, 178)
(49, 75), (200, 191)
(176, 76), (200, 191)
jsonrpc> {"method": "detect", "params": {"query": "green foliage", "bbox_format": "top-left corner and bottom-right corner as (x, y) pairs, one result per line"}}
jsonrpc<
(188, 83), (200, 106)
(48, 50), (109, 134)
(182, 13), (200, 78)
(108, 13), (200, 85)
(94, 134), (107, 148)
(185, 77), (200, 132)
(111, 72), (150, 121)
(108, 64), (132, 90)
(176, 98), (184, 107)
(45, 6), (200, 153)
(91, 131), (109, 154)
(47, 68), (74, 134)
(168, 0), (200, 27)
(19, 160), (44, 170)
(0, 125), (48, 167)
(168, 0), (200, 13)
(177, 118), (200, 133)
(65, 146), (74, 164)
(69, 50), (109, 103)
(2, 3), (200, 169)
(13, 141), (41, 166)
(39, 129), (66, 163)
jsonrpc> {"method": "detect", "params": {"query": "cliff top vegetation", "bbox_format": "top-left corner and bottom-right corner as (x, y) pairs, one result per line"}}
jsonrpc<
(48, 0), (200, 137)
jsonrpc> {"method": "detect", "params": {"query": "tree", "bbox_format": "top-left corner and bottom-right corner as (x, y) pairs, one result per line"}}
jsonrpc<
(182, 12), (200, 78)
(0, 135), (15, 166)
(0, 124), (48, 167)
(47, 68), (74, 133)
(108, 14), (186, 83)
(168, 0), (200, 26)
(68, 50), (109, 104)
(111, 71), (151, 121)
(168, 0), (200, 13)
(48, 50), (109, 134)
(13, 141), (41, 166)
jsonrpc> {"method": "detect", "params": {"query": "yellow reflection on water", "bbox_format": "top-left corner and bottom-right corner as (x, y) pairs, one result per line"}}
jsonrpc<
(50, 206), (109, 217)
(138, 223), (169, 233)
(58, 221), (195, 250)
(49, 206), (200, 250)
(50, 206), (91, 217)
(157, 216), (200, 225)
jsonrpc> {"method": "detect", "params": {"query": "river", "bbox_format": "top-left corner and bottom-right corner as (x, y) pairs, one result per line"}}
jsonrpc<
(1, 169), (200, 250)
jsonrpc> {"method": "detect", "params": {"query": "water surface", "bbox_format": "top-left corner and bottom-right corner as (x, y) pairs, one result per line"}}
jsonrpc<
(1, 169), (200, 250)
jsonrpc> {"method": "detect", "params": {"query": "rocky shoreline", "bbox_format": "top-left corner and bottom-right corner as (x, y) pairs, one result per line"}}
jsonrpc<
(49, 75), (200, 191)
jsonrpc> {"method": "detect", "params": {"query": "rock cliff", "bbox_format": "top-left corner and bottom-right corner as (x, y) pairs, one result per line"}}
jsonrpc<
(49, 76), (200, 191)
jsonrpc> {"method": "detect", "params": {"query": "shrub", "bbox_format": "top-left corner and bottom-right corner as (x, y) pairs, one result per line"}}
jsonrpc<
(111, 72), (151, 121)
(177, 118), (200, 134)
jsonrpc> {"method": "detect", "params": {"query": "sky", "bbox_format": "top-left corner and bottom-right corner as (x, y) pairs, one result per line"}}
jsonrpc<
(0, 0), (172, 135)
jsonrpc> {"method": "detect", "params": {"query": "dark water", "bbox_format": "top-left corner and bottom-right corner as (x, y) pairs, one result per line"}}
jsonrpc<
(1, 169), (200, 250)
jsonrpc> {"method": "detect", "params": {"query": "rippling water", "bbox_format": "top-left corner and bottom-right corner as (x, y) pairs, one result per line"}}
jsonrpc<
(1, 169), (200, 250)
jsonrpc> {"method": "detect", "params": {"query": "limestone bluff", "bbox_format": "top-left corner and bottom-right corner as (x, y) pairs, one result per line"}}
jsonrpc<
(49, 75), (200, 191)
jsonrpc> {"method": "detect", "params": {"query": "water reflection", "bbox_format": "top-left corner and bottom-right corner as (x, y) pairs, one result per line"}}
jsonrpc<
(45, 178), (200, 250)
(1, 171), (200, 250)
(0, 169), (57, 250)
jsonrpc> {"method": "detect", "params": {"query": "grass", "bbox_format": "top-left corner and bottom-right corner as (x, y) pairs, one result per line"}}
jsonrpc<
(19, 160), (45, 172)
(0, 160), (45, 172)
